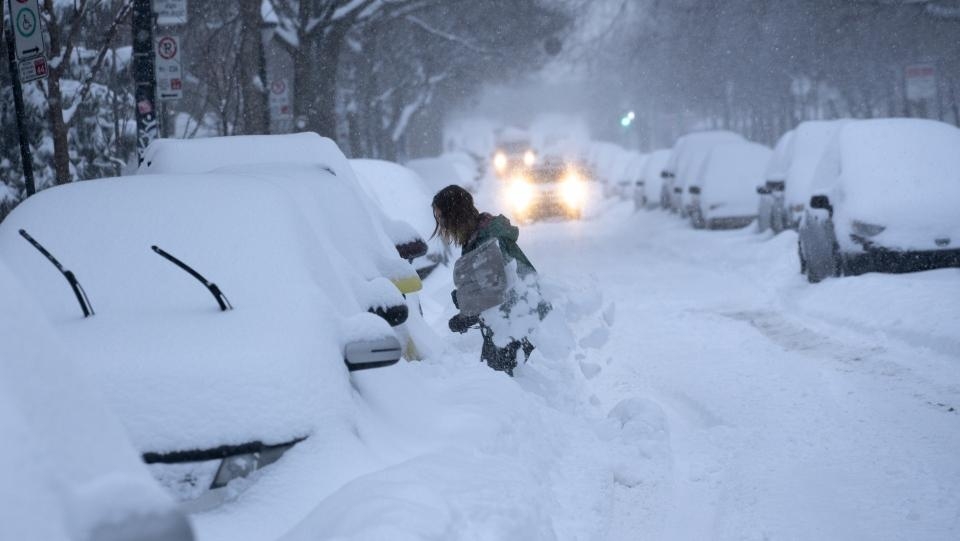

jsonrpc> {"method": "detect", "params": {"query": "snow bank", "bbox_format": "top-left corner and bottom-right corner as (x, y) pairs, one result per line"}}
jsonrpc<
(698, 142), (772, 219)
(0, 259), (187, 541)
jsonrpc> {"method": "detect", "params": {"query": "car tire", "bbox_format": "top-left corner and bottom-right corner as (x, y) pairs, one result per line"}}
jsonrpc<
(798, 240), (807, 274)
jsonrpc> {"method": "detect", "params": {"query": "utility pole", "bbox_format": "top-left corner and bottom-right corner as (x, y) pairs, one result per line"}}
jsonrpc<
(132, 0), (158, 164)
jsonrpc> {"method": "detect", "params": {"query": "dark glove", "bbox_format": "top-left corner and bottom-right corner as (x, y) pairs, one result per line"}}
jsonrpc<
(451, 289), (459, 309)
(448, 313), (478, 334)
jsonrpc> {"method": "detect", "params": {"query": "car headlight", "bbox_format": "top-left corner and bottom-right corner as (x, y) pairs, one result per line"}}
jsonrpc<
(851, 220), (885, 237)
(523, 150), (536, 167)
(508, 177), (535, 210)
(493, 152), (507, 172)
(560, 174), (587, 208)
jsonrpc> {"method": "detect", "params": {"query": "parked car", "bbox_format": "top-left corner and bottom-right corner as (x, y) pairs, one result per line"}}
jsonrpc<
(503, 156), (595, 222)
(0, 173), (404, 502)
(661, 131), (745, 214)
(350, 158), (449, 279)
(0, 258), (194, 541)
(757, 130), (794, 233)
(139, 133), (425, 305)
(799, 118), (960, 282)
(782, 120), (847, 230)
(688, 142), (772, 230)
(635, 148), (670, 210)
(616, 152), (647, 201)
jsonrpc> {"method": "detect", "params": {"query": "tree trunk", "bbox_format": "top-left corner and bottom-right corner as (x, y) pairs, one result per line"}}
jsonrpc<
(310, 24), (348, 139)
(238, 0), (269, 134)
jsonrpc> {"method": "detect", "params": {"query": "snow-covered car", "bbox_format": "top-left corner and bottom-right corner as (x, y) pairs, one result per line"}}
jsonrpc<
(635, 148), (670, 210)
(350, 158), (449, 279)
(661, 131), (746, 214)
(407, 154), (479, 195)
(616, 152), (647, 201)
(782, 120), (847, 230)
(757, 130), (794, 233)
(0, 258), (194, 541)
(139, 133), (425, 313)
(502, 156), (594, 222)
(799, 118), (960, 282)
(0, 174), (404, 501)
(688, 141), (772, 230)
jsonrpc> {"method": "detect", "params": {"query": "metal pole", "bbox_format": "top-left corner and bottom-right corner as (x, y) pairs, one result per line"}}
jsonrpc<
(5, 11), (37, 196)
(132, 0), (158, 164)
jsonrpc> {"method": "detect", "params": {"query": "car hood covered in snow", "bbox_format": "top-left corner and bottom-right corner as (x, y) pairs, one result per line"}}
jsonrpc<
(0, 174), (385, 454)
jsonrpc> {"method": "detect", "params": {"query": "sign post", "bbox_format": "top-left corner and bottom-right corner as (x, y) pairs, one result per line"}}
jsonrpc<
(905, 63), (937, 118)
(5, 0), (47, 196)
(132, 0), (158, 163)
(155, 34), (182, 101)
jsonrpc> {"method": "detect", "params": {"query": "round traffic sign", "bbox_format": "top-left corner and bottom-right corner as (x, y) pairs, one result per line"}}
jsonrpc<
(271, 80), (286, 95)
(15, 8), (37, 37)
(158, 37), (177, 60)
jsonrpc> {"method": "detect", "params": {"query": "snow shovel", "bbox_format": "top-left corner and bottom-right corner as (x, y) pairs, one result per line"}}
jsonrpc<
(453, 238), (509, 317)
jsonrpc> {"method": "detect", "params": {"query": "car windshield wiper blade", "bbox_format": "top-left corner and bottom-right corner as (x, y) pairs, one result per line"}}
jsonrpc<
(19, 229), (94, 318)
(151, 245), (232, 312)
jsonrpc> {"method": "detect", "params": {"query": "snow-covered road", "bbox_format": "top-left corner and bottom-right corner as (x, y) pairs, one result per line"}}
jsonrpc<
(194, 199), (959, 541)
(519, 202), (960, 540)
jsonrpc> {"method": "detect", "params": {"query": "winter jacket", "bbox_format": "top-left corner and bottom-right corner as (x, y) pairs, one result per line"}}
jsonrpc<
(462, 213), (536, 275)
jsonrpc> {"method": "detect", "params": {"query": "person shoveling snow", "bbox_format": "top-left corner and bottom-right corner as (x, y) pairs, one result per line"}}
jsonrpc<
(432, 185), (549, 376)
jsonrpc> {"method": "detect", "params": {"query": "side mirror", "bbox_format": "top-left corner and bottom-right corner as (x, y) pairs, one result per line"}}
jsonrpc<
(809, 195), (833, 216)
(673, 187), (682, 194)
(369, 303), (409, 327)
(344, 335), (403, 371)
(757, 186), (771, 195)
(395, 238), (428, 261)
(688, 186), (701, 195)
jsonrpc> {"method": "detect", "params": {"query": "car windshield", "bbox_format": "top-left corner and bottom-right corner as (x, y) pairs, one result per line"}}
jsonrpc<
(529, 164), (566, 183)
(499, 141), (530, 154)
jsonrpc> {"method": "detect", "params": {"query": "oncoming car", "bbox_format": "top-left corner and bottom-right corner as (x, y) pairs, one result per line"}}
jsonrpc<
(502, 157), (592, 222)
(492, 128), (537, 179)
(0, 174), (404, 504)
(799, 118), (960, 282)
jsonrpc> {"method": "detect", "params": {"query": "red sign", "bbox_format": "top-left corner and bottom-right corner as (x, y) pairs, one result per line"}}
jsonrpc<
(137, 99), (154, 115)
(271, 80), (286, 95)
(158, 36), (178, 60)
(17, 54), (47, 82)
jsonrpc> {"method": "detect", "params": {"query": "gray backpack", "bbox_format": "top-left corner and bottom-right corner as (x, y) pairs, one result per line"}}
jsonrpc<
(453, 238), (509, 316)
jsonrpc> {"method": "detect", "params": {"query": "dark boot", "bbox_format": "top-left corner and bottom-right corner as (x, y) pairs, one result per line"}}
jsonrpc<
(480, 324), (520, 376)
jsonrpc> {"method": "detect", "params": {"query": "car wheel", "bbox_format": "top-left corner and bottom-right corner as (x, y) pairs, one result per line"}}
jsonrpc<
(798, 240), (807, 274)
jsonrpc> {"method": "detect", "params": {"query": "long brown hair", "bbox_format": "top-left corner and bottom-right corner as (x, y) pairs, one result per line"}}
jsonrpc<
(432, 185), (480, 247)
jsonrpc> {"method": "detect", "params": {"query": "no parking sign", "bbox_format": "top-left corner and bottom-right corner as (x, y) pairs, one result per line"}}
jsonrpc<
(155, 35), (183, 101)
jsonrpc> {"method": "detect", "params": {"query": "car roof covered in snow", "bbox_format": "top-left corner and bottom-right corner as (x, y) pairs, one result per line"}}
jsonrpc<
(0, 174), (391, 454)
(811, 118), (960, 237)
(350, 159), (444, 256)
(765, 129), (795, 183)
(0, 259), (184, 541)
(664, 130), (745, 176)
(698, 141), (773, 214)
(139, 133), (419, 285)
(783, 120), (847, 207)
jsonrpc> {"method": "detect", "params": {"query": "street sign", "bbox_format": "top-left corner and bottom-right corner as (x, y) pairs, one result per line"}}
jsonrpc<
(905, 64), (937, 101)
(155, 35), (183, 101)
(269, 79), (293, 121)
(9, 0), (45, 60)
(18, 54), (47, 82)
(154, 0), (187, 26)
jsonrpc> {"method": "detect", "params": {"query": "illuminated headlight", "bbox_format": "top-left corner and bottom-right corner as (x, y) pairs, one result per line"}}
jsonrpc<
(493, 152), (507, 172)
(560, 174), (587, 208)
(508, 177), (535, 210)
(523, 150), (536, 167)
(851, 220), (885, 237)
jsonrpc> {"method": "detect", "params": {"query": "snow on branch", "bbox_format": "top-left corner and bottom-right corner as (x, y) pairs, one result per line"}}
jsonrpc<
(404, 15), (491, 54)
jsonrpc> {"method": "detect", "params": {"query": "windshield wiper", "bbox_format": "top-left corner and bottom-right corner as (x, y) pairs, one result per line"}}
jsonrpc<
(19, 229), (94, 318)
(151, 245), (232, 312)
